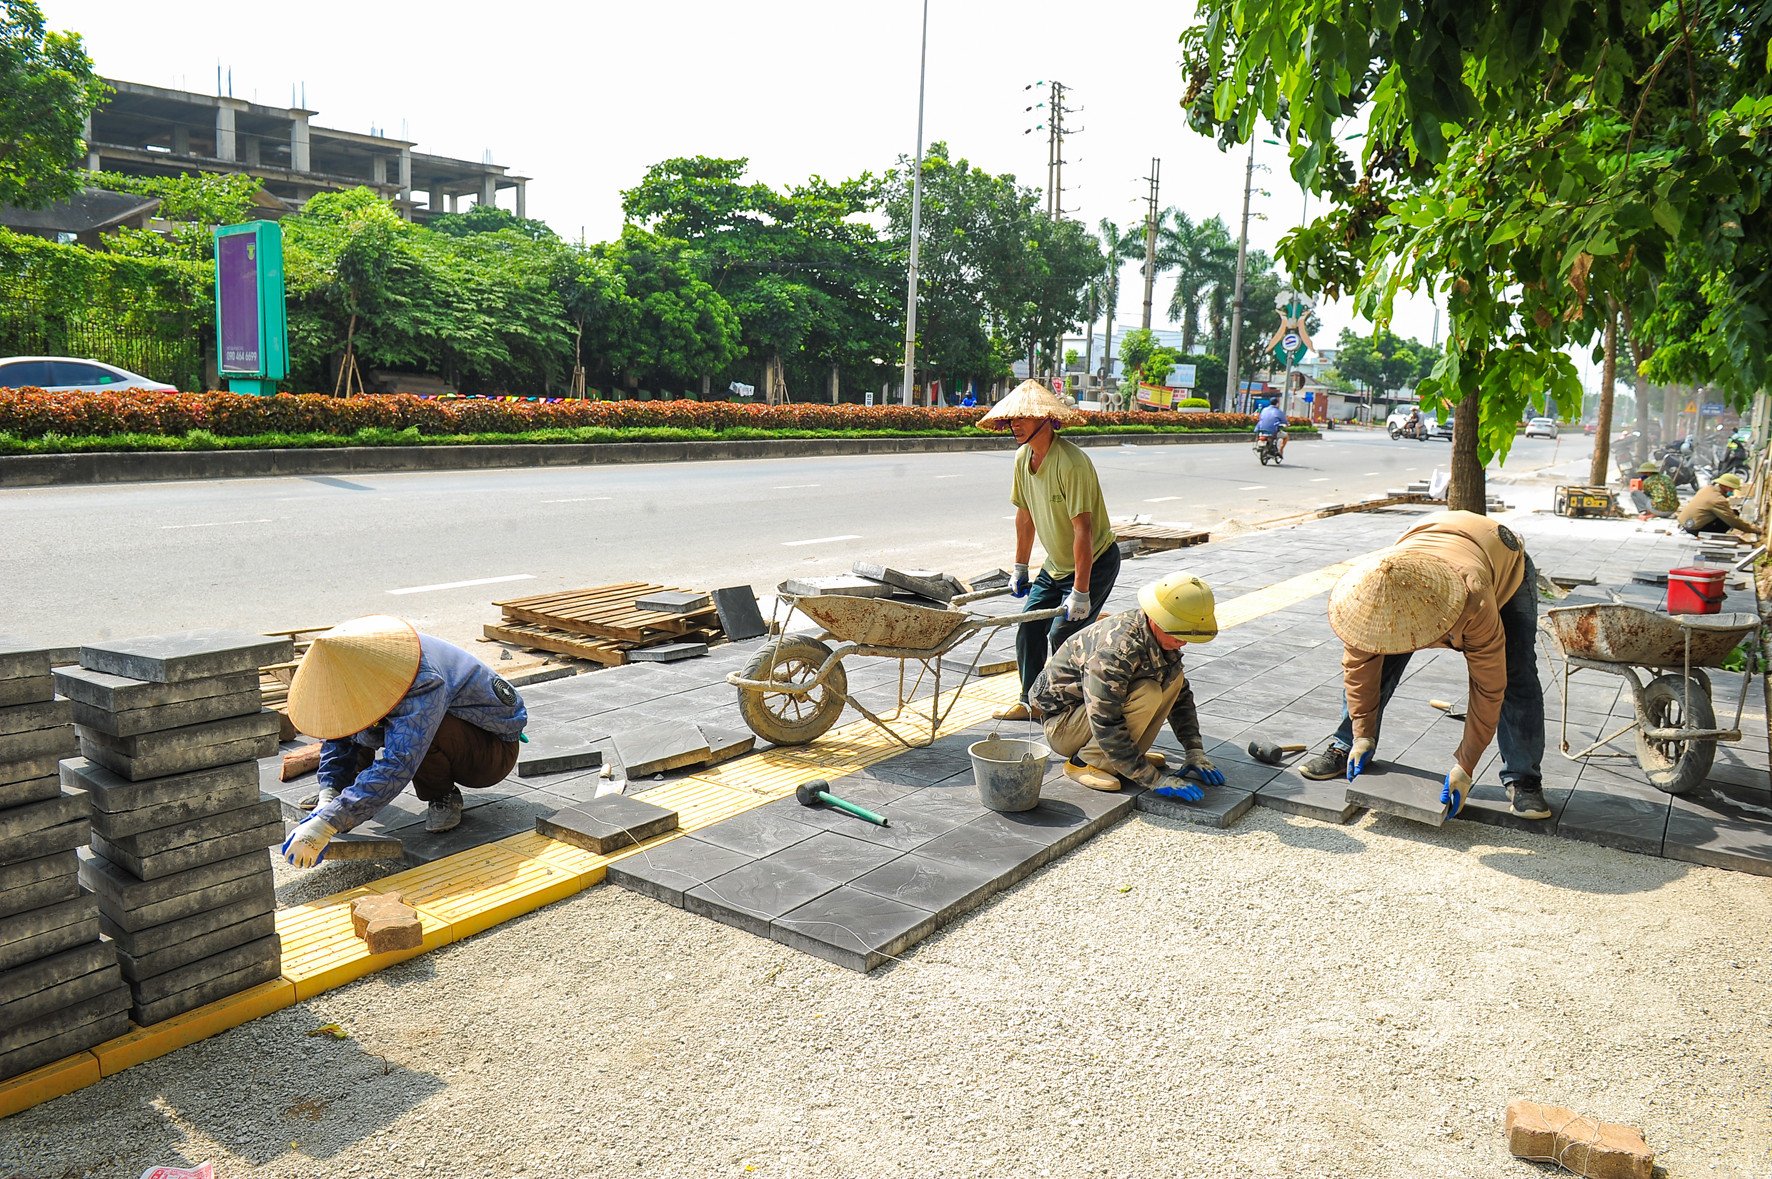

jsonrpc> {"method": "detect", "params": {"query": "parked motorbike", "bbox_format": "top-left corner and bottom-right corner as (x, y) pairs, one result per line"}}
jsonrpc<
(1657, 441), (1701, 490)
(1718, 435), (1750, 478)
(1255, 432), (1284, 465)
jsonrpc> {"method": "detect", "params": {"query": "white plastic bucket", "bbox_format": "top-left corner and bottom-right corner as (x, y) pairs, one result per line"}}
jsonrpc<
(968, 734), (1048, 812)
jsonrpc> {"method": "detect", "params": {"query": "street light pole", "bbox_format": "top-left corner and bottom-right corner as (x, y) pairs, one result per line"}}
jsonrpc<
(1222, 138), (1256, 410)
(900, 0), (930, 408)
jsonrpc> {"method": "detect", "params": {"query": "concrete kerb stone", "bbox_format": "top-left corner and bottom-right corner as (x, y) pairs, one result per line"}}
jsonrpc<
(76, 633), (293, 685)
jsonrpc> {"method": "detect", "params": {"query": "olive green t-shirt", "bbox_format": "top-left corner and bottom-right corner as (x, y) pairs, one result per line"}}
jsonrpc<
(1011, 434), (1117, 576)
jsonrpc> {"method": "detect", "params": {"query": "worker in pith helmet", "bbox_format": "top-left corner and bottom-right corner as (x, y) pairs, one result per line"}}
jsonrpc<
(1298, 511), (1548, 821)
(1677, 472), (1762, 536)
(1026, 572), (1226, 800)
(279, 616), (528, 867)
(978, 378), (1122, 723)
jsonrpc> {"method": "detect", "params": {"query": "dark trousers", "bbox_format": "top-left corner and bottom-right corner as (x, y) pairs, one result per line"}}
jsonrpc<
(1682, 518), (1731, 535)
(1016, 542), (1123, 702)
(346, 715), (521, 803)
(1328, 555), (1545, 786)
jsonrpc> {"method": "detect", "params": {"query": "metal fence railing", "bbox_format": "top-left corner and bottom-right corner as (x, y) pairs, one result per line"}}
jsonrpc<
(0, 299), (204, 392)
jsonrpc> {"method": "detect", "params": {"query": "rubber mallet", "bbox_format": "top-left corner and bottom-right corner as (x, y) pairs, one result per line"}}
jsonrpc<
(795, 779), (890, 827)
(1246, 738), (1307, 766)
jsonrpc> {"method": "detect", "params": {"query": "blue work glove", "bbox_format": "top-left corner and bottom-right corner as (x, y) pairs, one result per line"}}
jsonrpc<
(1440, 766), (1472, 818)
(1063, 588), (1091, 622)
(1151, 772), (1204, 803)
(1010, 563), (1030, 598)
(281, 815), (337, 869)
(1345, 738), (1375, 782)
(1180, 748), (1225, 787)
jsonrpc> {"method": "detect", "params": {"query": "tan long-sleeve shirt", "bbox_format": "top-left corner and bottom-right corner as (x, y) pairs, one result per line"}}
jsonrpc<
(1343, 511), (1526, 774)
(1677, 485), (1755, 533)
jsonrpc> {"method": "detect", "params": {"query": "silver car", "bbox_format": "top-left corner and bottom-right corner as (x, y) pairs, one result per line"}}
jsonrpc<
(1525, 416), (1559, 439)
(0, 356), (178, 393)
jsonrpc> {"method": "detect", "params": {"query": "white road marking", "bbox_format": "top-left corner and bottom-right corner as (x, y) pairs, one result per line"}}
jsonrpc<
(542, 496), (611, 504)
(160, 518), (272, 530)
(772, 484), (821, 490)
(1311, 477), (1330, 482)
(387, 574), (535, 596)
(1238, 485), (1266, 491)
(933, 474), (965, 480)
(781, 534), (861, 547)
(1363, 471), (1380, 475)
(1145, 495), (1184, 503)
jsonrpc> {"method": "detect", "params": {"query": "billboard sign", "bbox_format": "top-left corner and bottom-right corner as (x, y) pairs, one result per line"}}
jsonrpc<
(1135, 383), (1174, 409)
(212, 222), (289, 394)
(1172, 363), (1197, 390)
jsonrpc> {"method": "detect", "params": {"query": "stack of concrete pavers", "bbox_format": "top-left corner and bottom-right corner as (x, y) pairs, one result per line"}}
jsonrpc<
(57, 631), (290, 1026)
(0, 640), (129, 1081)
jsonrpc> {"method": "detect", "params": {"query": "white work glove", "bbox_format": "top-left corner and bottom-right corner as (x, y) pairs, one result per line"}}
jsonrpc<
(1440, 766), (1473, 817)
(1063, 588), (1091, 622)
(280, 815), (337, 869)
(1010, 563), (1031, 598)
(1180, 748), (1225, 786)
(1346, 737), (1376, 781)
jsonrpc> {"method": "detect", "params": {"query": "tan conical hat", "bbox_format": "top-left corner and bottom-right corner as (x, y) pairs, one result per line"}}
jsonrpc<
(287, 615), (422, 739)
(1327, 551), (1468, 654)
(978, 379), (1086, 429)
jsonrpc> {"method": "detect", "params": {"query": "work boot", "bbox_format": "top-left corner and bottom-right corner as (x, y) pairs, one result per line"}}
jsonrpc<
(1507, 781), (1553, 820)
(425, 787), (464, 833)
(1298, 746), (1349, 781)
(1063, 758), (1120, 792)
(1143, 750), (1167, 770)
(992, 702), (1032, 722)
(298, 786), (340, 812)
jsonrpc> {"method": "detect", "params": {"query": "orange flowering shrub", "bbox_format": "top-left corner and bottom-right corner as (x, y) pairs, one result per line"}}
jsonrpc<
(0, 388), (1260, 440)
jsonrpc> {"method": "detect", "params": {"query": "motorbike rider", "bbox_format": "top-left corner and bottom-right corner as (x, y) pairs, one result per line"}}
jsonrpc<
(1255, 399), (1289, 457)
(1404, 406), (1422, 438)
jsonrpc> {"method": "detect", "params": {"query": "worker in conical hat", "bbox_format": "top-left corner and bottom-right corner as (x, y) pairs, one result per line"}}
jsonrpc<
(1296, 511), (1548, 820)
(978, 379), (1121, 722)
(279, 616), (528, 867)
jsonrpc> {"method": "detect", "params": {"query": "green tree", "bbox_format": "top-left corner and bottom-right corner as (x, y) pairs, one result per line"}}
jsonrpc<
(1334, 328), (1431, 400)
(95, 171), (263, 262)
(1094, 217), (1145, 379)
(426, 203), (558, 243)
(595, 226), (741, 389)
(1159, 212), (1237, 352)
(0, 1), (106, 210)
(1119, 327), (1158, 383)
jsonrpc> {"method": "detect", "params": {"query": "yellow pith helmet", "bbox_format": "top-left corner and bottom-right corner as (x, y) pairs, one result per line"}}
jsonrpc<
(1715, 473), (1744, 491)
(1139, 573), (1218, 642)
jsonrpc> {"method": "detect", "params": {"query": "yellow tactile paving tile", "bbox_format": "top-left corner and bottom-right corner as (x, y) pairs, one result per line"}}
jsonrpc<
(372, 844), (582, 940)
(1216, 560), (1366, 627)
(0, 1051), (100, 1119)
(277, 885), (452, 1000)
(94, 978), (296, 1076)
(496, 830), (610, 886)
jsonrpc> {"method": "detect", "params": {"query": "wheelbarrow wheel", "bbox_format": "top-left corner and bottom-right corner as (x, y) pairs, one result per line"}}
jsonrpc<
(1634, 673), (1717, 795)
(737, 635), (847, 746)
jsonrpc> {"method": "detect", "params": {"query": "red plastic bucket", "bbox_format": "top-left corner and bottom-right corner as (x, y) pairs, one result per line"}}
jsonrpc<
(1667, 566), (1726, 614)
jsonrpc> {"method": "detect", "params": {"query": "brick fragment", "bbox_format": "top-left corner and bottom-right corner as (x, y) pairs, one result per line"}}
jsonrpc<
(1505, 1100), (1654, 1179)
(350, 892), (422, 952)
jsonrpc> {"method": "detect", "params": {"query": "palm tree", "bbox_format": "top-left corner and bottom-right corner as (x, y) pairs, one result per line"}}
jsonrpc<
(1095, 217), (1146, 383)
(1160, 212), (1237, 354)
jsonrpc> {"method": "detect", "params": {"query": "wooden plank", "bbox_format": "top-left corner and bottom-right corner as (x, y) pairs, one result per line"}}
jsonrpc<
(483, 622), (630, 666)
(495, 582), (720, 643)
(1117, 524), (1210, 551)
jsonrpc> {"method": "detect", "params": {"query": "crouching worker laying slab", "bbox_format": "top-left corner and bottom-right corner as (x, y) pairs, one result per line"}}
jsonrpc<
(1298, 511), (1549, 820)
(280, 616), (529, 867)
(1029, 573), (1225, 800)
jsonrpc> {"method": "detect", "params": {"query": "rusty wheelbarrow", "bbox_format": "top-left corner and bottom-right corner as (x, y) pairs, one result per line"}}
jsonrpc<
(726, 588), (1063, 748)
(1542, 603), (1764, 794)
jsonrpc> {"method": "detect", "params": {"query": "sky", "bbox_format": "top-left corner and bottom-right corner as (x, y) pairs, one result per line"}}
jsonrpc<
(51, 0), (1497, 377)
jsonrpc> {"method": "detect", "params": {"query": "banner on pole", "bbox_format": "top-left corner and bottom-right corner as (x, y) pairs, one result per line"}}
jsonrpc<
(1136, 383), (1174, 409)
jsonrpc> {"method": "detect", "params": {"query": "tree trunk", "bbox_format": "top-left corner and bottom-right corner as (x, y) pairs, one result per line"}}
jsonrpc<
(1635, 381), (1651, 469)
(1447, 399), (1487, 513)
(1589, 306), (1617, 486)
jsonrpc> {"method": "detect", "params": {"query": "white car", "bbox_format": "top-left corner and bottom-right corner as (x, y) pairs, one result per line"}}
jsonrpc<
(1385, 405), (1419, 431)
(0, 356), (178, 393)
(1525, 416), (1559, 439)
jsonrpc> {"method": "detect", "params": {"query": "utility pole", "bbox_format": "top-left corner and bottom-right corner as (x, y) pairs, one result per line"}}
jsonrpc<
(899, 0), (930, 407)
(1222, 139), (1256, 410)
(1139, 159), (1160, 331)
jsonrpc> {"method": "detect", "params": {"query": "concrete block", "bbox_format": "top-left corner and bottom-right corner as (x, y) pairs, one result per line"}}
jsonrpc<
(860, 563), (967, 604)
(848, 852), (1002, 922)
(0, 754), (60, 788)
(114, 910), (275, 984)
(0, 1011), (128, 1083)
(97, 888), (273, 958)
(0, 640), (53, 682)
(84, 777), (262, 842)
(79, 731), (278, 782)
(103, 796), (278, 859)
(0, 942), (116, 1019)
(684, 860), (843, 938)
(77, 848), (272, 932)
(0, 698), (71, 737)
(0, 724), (77, 765)
(698, 725), (755, 766)
(634, 590), (709, 613)
(131, 952), (281, 1026)
(1504, 1099), (1653, 1179)
(0, 982), (130, 1055)
(516, 733), (606, 778)
(78, 631), (293, 685)
(710, 585), (768, 640)
(0, 849), (76, 895)
(692, 808), (818, 859)
(0, 790), (87, 845)
(536, 794), (679, 855)
(70, 690), (262, 739)
(772, 885), (942, 973)
(613, 720), (712, 777)
(1346, 778), (1451, 827)
(1662, 783), (1772, 877)
(1253, 775), (1365, 824)
(0, 817), (90, 868)
(966, 568), (1010, 592)
(606, 836), (753, 907)
(0, 894), (99, 972)
(0, 774), (61, 810)
(53, 665), (259, 713)
(1135, 786), (1256, 829)
(127, 933), (279, 1007)
(61, 756), (259, 816)
(0, 866), (80, 920)
(90, 809), (280, 882)
(0, 953), (121, 1034)
(350, 894), (422, 953)
(319, 833), (406, 862)
(780, 575), (892, 599)
(630, 642), (708, 663)
(78, 709), (281, 759)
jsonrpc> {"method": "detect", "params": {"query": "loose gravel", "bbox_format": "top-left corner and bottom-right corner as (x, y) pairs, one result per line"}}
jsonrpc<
(4, 806), (1769, 1178)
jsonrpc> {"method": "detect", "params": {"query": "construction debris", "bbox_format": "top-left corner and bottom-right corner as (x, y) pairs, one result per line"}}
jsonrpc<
(852, 562), (968, 604)
(1505, 1100), (1654, 1179)
(349, 892), (422, 953)
(279, 743), (321, 782)
(1113, 522), (1210, 553)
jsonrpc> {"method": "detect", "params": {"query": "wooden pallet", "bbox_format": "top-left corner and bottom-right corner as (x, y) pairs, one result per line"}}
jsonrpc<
(493, 583), (720, 644)
(484, 621), (636, 667)
(1116, 523), (1210, 551)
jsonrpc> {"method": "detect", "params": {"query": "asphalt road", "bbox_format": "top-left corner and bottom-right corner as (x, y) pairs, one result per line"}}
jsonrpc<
(5, 429), (1585, 650)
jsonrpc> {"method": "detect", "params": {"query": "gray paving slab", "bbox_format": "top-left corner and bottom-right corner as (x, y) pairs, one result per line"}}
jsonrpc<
(91, 810), (282, 881)
(684, 860), (842, 937)
(1555, 783), (1672, 856)
(0, 698), (72, 738)
(133, 953), (281, 1026)
(0, 865), (81, 921)
(912, 822), (1049, 884)
(78, 708), (281, 759)
(0, 789), (87, 843)
(0, 956), (122, 1035)
(69, 690), (262, 739)
(114, 910), (277, 984)
(1136, 786), (1256, 828)
(0, 815), (90, 868)
(53, 665), (260, 713)
(630, 642), (709, 663)
(79, 731), (278, 782)
(0, 1009), (128, 1082)
(63, 756), (261, 816)
(1346, 768), (1452, 827)
(78, 631), (292, 685)
(812, 798), (966, 853)
(83, 774), (263, 843)
(634, 590), (710, 613)
(1662, 784), (1772, 877)
(613, 720), (712, 777)
(0, 774), (61, 810)
(0, 640), (53, 682)
(0, 941), (116, 1013)
(772, 886), (944, 972)
(0, 849), (76, 895)
(1454, 782), (1575, 835)
(691, 808), (820, 859)
(98, 887), (274, 958)
(698, 725), (756, 766)
(535, 794), (679, 855)
(0, 895), (99, 972)
(710, 586), (768, 641)
(607, 837), (754, 907)
(1254, 774), (1365, 824)
(759, 831), (900, 884)
(0, 982), (130, 1054)
(516, 731), (607, 778)
(848, 851), (1004, 920)
(129, 932), (280, 1007)
(77, 848), (272, 931)
(0, 724), (77, 765)
(0, 755), (59, 790)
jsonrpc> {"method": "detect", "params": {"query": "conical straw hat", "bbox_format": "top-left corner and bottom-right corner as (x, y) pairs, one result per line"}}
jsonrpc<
(287, 615), (422, 739)
(1327, 551), (1468, 654)
(978, 379), (1086, 429)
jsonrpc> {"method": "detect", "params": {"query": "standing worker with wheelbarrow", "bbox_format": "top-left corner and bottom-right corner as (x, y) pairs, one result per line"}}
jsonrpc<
(980, 379), (1122, 722)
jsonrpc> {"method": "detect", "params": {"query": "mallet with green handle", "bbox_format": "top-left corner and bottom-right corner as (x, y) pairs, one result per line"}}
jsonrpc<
(795, 779), (890, 827)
